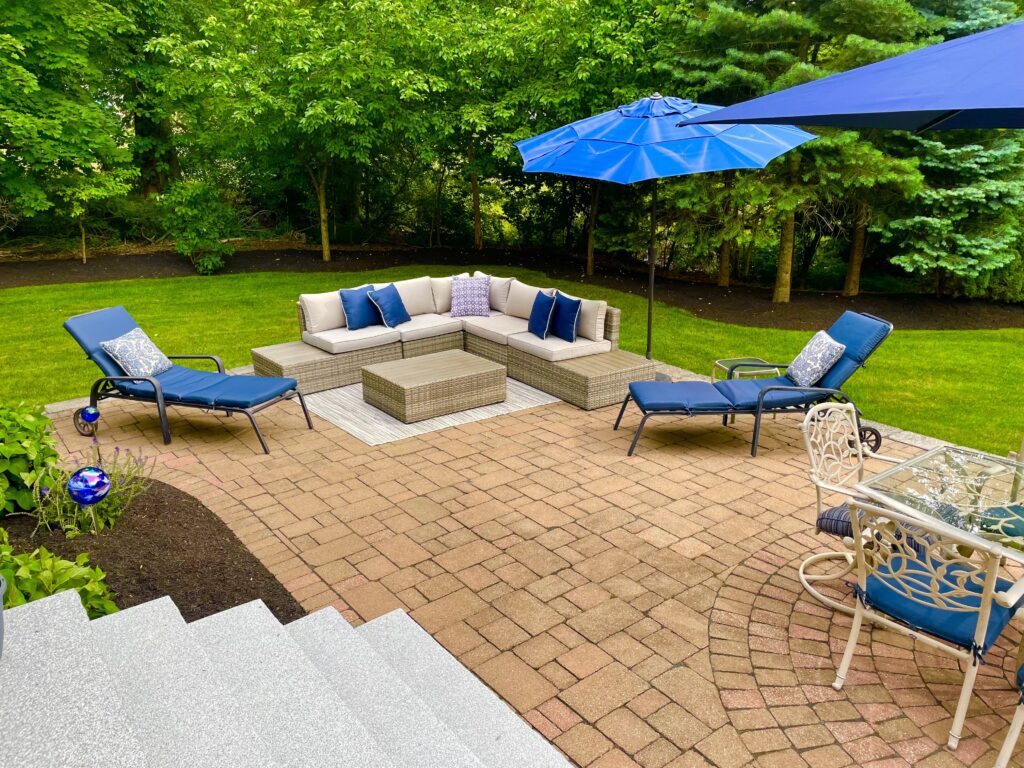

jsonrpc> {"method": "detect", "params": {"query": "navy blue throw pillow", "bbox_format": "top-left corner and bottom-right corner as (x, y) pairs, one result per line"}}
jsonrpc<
(550, 291), (582, 343)
(339, 285), (382, 330)
(528, 292), (556, 339)
(368, 283), (412, 328)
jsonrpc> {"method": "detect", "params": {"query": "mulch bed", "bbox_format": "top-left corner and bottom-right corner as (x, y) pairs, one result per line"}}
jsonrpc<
(1, 245), (1022, 331)
(2, 479), (305, 623)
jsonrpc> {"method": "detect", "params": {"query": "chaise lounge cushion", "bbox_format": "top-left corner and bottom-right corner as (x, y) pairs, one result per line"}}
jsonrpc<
(713, 376), (825, 409)
(299, 290), (346, 332)
(461, 313), (528, 344)
(629, 381), (732, 412)
(115, 364), (227, 400)
(302, 326), (401, 354)
(507, 332), (611, 362)
(818, 311), (892, 390)
(395, 314), (464, 342)
(176, 375), (298, 409)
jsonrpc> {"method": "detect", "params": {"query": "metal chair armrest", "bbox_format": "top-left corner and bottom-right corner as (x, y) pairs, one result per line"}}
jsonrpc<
(756, 385), (845, 409)
(168, 355), (226, 374)
(727, 361), (791, 379)
(995, 577), (1024, 609)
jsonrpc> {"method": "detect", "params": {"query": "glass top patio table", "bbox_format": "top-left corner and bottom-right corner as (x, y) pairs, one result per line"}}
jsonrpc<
(857, 445), (1024, 562)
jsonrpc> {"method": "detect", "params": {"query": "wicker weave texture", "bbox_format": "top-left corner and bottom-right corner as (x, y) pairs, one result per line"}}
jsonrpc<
(402, 332), (464, 358)
(362, 350), (506, 423)
(508, 347), (655, 409)
(603, 307), (621, 350)
(464, 334), (509, 366)
(253, 341), (402, 394)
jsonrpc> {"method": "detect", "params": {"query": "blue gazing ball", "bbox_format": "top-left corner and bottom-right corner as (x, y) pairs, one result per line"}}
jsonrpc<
(67, 466), (111, 507)
(81, 406), (100, 424)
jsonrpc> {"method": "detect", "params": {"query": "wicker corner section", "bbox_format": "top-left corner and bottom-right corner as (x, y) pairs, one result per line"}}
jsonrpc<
(464, 334), (509, 366)
(508, 347), (656, 410)
(604, 307), (621, 350)
(253, 340), (402, 394)
(402, 332), (464, 358)
(362, 350), (506, 423)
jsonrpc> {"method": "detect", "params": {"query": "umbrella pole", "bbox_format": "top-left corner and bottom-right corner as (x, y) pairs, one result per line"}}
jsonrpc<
(646, 180), (657, 360)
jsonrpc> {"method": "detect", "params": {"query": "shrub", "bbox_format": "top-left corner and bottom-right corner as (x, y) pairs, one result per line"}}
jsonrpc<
(0, 403), (60, 516)
(159, 181), (239, 274)
(34, 442), (152, 538)
(0, 528), (118, 619)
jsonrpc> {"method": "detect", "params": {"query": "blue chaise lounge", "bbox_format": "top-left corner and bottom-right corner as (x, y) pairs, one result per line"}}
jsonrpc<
(614, 311), (893, 457)
(65, 306), (312, 453)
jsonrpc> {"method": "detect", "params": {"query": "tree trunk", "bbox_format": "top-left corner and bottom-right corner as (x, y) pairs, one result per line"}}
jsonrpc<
(469, 140), (482, 250)
(586, 183), (600, 276)
(795, 218), (822, 290)
(842, 200), (870, 297)
(430, 165), (446, 248)
(79, 216), (87, 264)
(717, 239), (732, 287)
(309, 165), (331, 262)
(774, 211), (795, 303)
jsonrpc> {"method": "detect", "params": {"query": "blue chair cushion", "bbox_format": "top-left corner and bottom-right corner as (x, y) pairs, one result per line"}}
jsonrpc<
(818, 312), (891, 390)
(550, 292), (582, 342)
(367, 283), (411, 328)
(340, 286), (382, 330)
(816, 502), (853, 538)
(528, 292), (556, 339)
(1017, 663), (1024, 693)
(864, 555), (1021, 652)
(115, 364), (226, 401)
(713, 376), (825, 410)
(982, 505), (1024, 538)
(179, 376), (297, 409)
(629, 381), (732, 412)
(64, 306), (141, 377)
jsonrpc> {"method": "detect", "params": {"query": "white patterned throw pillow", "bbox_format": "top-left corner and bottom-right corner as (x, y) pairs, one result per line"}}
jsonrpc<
(788, 331), (846, 387)
(100, 328), (173, 378)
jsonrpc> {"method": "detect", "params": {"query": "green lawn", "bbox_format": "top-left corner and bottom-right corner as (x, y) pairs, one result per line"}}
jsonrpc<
(1, 265), (1020, 455)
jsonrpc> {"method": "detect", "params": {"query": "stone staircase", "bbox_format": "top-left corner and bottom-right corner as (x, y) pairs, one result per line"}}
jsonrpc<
(0, 591), (573, 768)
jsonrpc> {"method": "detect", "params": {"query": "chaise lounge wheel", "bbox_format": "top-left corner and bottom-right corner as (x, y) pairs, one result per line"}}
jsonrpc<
(73, 407), (99, 437)
(859, 425), (882, 454)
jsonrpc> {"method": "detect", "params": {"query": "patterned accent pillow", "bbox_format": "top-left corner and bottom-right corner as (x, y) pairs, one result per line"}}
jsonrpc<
(788, 331), (846, 387)
(450, 276), (491, 318)
(100, 328), (173, 378)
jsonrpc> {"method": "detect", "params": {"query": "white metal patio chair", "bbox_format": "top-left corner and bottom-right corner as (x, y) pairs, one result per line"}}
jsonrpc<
(799, 402), (899, 615)
(836, 500), (1024, 750)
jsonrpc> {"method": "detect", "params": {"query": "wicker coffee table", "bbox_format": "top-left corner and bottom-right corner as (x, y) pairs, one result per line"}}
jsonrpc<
(361, 349), (506, 423)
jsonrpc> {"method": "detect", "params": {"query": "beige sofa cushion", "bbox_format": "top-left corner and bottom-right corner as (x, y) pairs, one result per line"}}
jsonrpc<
(302, 326), (400, 354)
(474, 271), (516, 312)
(395, 313), (464, 342)
(299, 290), (345, 332)
(556, 291), (608, 341)
(461, 313), (529, 344)
(505, 281), (554, 320)
(430, 273), (470, 314)
(507, 332), (611, 362)
(391, 276), (436, 315)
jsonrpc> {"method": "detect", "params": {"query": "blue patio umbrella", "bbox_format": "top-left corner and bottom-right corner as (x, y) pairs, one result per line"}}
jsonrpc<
(516, 94), (814, 358)
(681, 21), (1024, 131)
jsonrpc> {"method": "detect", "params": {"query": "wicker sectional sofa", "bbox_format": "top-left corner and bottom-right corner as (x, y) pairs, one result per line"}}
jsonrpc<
(254, 272), (655, 409)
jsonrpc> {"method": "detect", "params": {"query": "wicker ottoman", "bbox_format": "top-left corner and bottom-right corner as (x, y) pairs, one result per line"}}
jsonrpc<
(509, 348), (657, 410)
(252, 340), (402, 394)
(361, 349), (506, 423)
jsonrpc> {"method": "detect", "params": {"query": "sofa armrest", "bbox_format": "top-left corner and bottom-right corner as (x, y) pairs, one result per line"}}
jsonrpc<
(296, 301), (309, 335)
(604, 307), (621, 350)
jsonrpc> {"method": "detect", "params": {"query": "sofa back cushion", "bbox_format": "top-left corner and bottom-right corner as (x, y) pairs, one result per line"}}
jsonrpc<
(555, 291), (607, 341)
(368, 283), (412, 328)
(430, 273), (469, 313)
(299, 290), (346, 332)
(506, 281), (554, 320)
(392, 276), (436, 315)
(474, 271), (516, 312)
(340, 285), (382, 330)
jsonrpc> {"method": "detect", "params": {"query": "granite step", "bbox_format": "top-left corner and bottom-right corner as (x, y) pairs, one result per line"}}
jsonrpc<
(89, 596), (278, 768)
(0, 591), (147, 768)
(190, 600), (393, 768)
(287, 607), (484, 768)
(358, 609), (573, 768)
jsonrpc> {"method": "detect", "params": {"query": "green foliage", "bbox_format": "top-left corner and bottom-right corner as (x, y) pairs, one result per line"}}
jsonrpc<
(0, 403), (60, 516)
(0, 528), (118, 618)
(158, 181), (239, 274)
(34, 443), (153, 538)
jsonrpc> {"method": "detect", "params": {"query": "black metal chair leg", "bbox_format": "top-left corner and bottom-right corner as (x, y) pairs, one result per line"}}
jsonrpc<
(751, 410), (763, 457)
(155, 395), (172, 445)
(613, 395), (632, 431)
(722, 414), (729, 426)
(243, 410), (271, 454)
(295, 391), (314, 430)
(627, 414), (651, 456)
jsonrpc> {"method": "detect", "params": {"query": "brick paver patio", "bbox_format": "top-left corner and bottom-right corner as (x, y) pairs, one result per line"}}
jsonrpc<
(49, 396), (1023, 768)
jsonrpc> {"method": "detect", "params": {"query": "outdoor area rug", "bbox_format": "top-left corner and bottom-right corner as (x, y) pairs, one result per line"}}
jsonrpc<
(304, 380), (560, 446)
